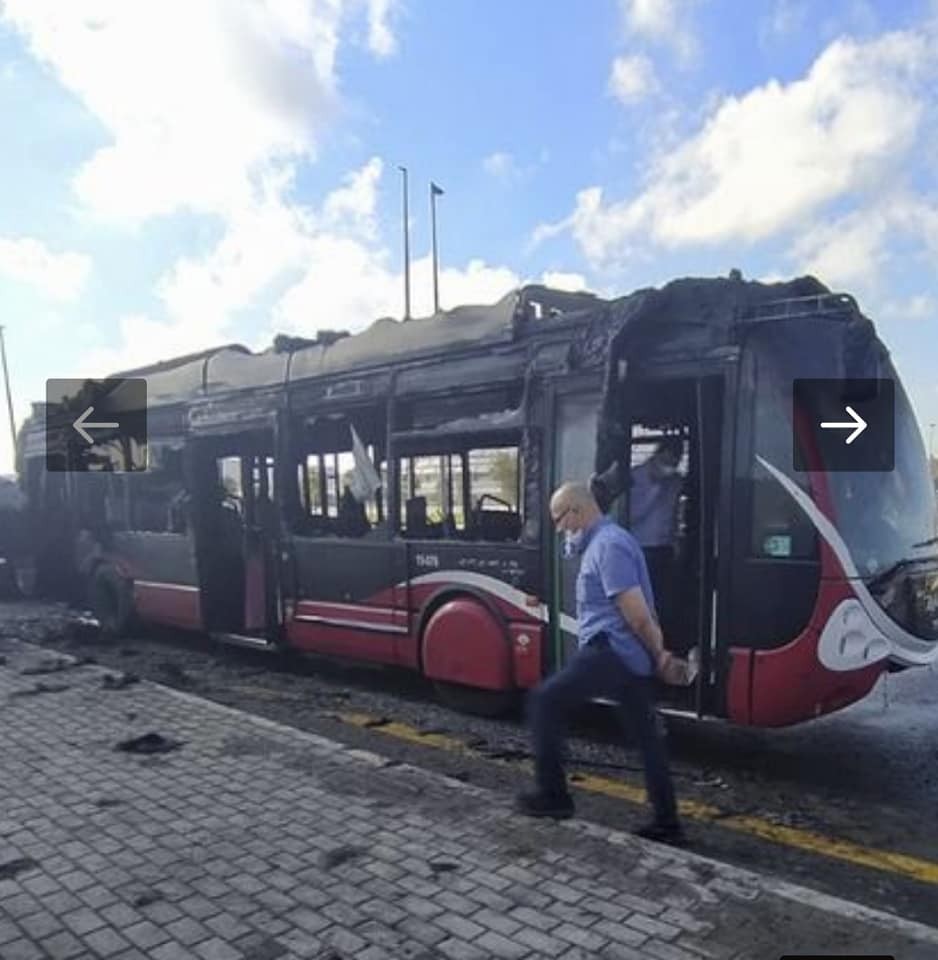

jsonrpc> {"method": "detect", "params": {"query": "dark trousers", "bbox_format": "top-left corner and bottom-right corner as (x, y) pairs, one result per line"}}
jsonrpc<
(528, 640), (679, 826)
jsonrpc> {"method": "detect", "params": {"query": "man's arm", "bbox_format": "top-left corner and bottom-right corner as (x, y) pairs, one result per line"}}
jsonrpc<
(614, 587), (667, 669)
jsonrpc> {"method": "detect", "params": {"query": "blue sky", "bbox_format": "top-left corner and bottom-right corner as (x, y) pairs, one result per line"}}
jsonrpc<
(1, 0), (937, 472)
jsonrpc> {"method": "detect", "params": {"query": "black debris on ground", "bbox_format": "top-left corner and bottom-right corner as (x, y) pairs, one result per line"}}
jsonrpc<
(114, 732), (184, 755)
(102, 671), (140, 690)
(320, 845), (366, 869)
(0, 857), (38, 880)
(9, 681), (70, 697)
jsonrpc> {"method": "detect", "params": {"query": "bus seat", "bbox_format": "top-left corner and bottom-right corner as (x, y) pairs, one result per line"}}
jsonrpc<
(472, 508), (522, 542)
(405, 496), (428, 537)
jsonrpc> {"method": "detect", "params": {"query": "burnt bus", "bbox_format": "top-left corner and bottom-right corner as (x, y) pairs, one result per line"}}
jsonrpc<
(17, 275), (938, 724)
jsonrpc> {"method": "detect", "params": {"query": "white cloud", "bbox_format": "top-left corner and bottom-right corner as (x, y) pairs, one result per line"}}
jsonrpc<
(483, 152), (518, 180)
(619, 0), (697, 62)
(789, 207), (892, 292)
(1, 0), (398, 222)
(274, 249), (519, 336)
(540, 271), (587, 292)
(0, 236), (91, 301)
(366, 0), (397, 57)
(876, 294), (935, 323)
(760, 0), (809, 45)
(608, 54), (658, 104)
(547, 30), (933, 267)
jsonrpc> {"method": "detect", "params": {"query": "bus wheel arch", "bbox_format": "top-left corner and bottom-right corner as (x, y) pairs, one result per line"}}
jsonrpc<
(418, 589), (518, 717)
(88, 563), (136, 638)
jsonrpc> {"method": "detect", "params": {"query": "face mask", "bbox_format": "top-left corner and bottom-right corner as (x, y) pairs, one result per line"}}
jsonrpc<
(562, 529), (585, 559)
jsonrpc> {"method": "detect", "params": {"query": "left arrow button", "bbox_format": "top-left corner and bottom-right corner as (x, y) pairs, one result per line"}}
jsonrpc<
(73, 405), (120, 445)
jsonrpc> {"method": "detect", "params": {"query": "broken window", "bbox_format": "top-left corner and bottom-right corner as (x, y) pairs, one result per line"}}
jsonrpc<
(293, 411), (385, 538)
(397, 444), (522, 542)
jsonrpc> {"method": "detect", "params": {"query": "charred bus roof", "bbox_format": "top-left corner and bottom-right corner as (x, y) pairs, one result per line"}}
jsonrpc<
(17, 273), (879, 451)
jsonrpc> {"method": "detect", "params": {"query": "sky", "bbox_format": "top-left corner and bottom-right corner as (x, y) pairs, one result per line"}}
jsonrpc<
(1, 0), (937, 473)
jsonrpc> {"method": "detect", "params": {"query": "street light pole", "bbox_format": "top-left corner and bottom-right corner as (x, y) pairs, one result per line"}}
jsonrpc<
(929, 422), (936, 461)
(398, 166), (411, 320)
(430, 181), (444, 314)
(0, 324), (16, 461)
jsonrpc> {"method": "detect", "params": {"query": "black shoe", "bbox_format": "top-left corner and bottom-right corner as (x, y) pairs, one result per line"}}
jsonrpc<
(634, 821), (687, 845)
(515, 790), (575, 820)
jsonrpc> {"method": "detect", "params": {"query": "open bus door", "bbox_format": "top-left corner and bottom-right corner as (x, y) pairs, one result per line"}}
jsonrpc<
(614, 371), (728, 716)
(555, 365), (732, 718)
(190, 430), (281, 648)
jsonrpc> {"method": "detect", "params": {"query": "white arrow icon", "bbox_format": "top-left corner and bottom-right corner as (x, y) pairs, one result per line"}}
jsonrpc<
(73, 405), (119, 445)
(820, 405), (868, 445)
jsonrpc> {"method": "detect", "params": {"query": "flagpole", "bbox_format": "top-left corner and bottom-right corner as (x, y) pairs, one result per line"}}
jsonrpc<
(398, 166), (411, 320)
(0, 324), (16, 459)
(430, 181), (443, 313)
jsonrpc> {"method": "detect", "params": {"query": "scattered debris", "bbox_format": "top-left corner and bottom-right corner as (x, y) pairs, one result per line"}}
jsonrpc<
(362, 716), (391, 728)
(428, 860), (458, 874)
(93, 797), (124, 809)
(9, 681), (70, 697)
(102, 672), (140, 690)
(448, 770), (471, 783)
(158, 661), (191, 685)
(19, 656), (72, 675)
(125, 711), (138, 722)
(320, 845), (366, 869)
(119, 647), (140, 657)
(0, 654), (6, 666)
(131, 891), (162, 908)
(0, 857), (38, 880)
(114, 732), (183, 755)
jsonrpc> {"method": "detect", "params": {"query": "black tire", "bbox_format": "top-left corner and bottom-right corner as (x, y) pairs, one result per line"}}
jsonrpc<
(433, 680), (518, 718)
(89, 565), (135, 638)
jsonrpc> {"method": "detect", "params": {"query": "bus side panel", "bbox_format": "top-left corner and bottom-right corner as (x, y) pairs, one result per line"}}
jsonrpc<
(284, 536), (412, 666)
(110, 531), (203, 630)
(727, 577), (884, 726)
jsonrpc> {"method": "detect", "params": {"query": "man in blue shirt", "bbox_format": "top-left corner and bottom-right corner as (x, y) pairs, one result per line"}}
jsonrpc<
(516, 482), (686, 844)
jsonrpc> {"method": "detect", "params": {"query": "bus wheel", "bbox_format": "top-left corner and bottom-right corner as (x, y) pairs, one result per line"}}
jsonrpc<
(432, 681), (517, 718)
(89, 565), (135, 638)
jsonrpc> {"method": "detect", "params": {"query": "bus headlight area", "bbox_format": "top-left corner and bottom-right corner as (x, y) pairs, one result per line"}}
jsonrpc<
(12, 273), (938, 728)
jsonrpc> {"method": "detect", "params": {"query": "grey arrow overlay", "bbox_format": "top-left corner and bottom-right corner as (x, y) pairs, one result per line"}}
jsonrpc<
(73, 405), (119, 445)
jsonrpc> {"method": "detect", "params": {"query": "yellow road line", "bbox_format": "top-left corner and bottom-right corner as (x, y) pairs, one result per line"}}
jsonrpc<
(337, 710), (938, 887)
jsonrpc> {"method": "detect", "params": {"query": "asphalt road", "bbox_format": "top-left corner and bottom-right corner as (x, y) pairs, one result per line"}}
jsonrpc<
(2, 599), (937, 927)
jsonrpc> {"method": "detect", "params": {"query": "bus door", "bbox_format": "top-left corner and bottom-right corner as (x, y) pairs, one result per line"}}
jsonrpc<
(617, 372), (727, 714)
(551, 384), (603, 669)
(192, 437), (280, 645)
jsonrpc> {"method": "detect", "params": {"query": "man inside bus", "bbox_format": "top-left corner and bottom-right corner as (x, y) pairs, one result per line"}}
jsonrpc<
(628, 436), (684, 635)
(516, 481), (687, 844)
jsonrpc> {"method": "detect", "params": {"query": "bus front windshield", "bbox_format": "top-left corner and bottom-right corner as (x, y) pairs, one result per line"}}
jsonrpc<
(827, 372), (938, 580)
(749, 323), (938, 582)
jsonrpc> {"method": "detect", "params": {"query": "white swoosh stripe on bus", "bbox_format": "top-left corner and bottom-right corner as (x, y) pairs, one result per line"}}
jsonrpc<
(407, 570), (578, 636)
(757, 456), (938, 665)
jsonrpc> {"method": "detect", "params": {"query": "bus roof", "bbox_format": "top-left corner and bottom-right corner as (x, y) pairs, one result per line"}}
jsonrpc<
(22, 273), (861, 438)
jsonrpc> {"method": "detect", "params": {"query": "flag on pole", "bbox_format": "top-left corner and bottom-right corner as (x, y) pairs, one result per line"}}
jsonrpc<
(431, 181), (444, 196)
(349, 425), (382, 502)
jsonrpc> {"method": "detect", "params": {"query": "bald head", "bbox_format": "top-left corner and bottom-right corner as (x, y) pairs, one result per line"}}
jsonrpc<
(549, 482), (601, 533)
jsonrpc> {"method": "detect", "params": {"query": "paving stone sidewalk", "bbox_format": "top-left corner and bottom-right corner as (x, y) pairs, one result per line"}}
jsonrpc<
(1, 637), (935, 960)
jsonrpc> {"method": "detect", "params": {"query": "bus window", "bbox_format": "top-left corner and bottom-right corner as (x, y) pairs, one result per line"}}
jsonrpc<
(129, 446), (188, 533)
(749, 355), (818, 560)
(398, 453), (466, 539)
(468, 446), (523, 542)
(293, 418), (384, 537)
